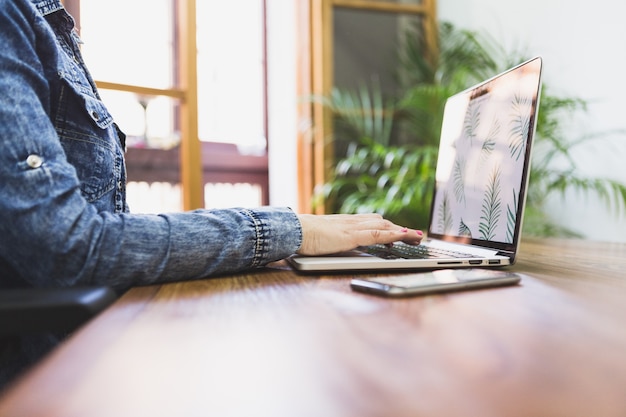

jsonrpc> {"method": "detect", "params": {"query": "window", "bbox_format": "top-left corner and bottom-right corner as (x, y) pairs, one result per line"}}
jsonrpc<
(196, 2), (266, 153)
(80, 0), (178, 148)
(68, 0), (269, 212)
(297, 0), (438, 212)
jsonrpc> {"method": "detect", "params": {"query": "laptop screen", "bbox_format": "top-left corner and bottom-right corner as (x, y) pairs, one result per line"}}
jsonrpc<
(428, 57), (542, 252)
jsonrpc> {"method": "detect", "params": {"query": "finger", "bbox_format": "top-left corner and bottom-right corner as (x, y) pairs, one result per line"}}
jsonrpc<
(399, 229), (424, 244)
(401, 230), (424, 245)
(349, 219), (423, 241)
(347, 218), (405, 232)
(354, 228), (424, 247)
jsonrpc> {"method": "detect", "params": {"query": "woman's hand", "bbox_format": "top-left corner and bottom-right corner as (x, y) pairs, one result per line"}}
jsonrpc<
(296, 213), (423, 256)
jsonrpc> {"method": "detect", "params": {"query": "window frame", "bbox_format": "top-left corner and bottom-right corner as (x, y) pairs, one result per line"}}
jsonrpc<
(64, 0), (270, 209)
(297, 0), (438, 213)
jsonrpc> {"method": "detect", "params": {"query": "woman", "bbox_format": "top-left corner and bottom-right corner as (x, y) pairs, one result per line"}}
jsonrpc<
(0, 0), (422, 293)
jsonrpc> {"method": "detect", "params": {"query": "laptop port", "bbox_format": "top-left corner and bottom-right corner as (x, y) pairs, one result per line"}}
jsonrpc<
(488, 260), (501, 265)
(469, 260), (482, 265)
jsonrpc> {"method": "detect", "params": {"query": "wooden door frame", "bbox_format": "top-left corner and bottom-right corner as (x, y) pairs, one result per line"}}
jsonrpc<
(296, 0), (438, 214)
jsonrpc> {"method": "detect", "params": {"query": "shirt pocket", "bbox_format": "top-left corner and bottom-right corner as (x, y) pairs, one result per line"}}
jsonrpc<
(55, 68), (122, 205)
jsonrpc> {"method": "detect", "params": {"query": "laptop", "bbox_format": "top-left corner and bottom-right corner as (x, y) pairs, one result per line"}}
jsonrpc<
(288, 57), (543, 272)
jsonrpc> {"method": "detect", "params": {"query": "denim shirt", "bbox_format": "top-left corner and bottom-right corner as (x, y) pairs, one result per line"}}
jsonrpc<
(0, 0), (302, 291)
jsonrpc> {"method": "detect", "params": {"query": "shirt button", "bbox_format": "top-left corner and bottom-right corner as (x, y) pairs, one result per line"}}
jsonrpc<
(91, 111), (100, 121)
(26, 154), (43, 169)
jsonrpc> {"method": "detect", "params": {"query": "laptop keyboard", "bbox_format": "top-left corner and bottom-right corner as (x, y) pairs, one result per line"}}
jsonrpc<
(362, 243), (478, 260)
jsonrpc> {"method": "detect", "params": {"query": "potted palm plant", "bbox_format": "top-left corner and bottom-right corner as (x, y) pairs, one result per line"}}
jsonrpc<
(317, 21), (626, 237)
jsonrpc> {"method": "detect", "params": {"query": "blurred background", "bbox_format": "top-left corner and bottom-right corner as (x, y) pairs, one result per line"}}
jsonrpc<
(65, 0), (626, 242)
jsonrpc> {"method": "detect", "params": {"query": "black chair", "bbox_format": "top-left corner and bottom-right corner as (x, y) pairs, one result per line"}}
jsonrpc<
(0, 286), (117, 336)
(0, 286), (118, 389)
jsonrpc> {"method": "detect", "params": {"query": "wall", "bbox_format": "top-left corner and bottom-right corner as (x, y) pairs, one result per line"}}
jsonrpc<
(266, 1), (626, 241)
(266, 1), (299, 209)
(438, 0), (626, 242)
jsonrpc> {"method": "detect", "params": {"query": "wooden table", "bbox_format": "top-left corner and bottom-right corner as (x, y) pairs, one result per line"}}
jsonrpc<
(2, 238), (626, 417)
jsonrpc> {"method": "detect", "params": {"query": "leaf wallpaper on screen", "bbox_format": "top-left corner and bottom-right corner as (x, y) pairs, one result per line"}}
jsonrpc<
(433, 88), (532, 244)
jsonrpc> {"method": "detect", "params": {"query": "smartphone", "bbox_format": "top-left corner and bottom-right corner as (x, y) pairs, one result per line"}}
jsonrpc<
(350, 269), (521, 297)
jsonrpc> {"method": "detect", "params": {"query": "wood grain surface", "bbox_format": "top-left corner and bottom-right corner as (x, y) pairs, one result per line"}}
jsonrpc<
(1, 238), (626, 417)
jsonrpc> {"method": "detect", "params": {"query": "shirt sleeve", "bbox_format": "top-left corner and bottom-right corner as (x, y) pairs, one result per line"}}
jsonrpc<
(0, 0), (303, 291)
(88, 207), (303, 290)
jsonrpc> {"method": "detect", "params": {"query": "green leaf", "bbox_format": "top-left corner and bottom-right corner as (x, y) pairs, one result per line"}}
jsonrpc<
(480, 117), (500, 166)
(463, 99), (481, 146)
(437, 191), (453, 234)
(479, 166), (502, 240)
(453, 158), (466, 206)
(509, 93), (532, 161)
(459, 218), (472, 237)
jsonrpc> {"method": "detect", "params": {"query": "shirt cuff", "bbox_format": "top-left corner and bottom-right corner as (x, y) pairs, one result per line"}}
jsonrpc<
(243, 206), (302, 267)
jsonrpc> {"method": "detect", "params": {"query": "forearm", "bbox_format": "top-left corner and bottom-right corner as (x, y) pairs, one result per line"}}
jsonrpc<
(83, 207), (302, 290)
(3, 194), (302, 291)
(1, 1), (304, 290)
